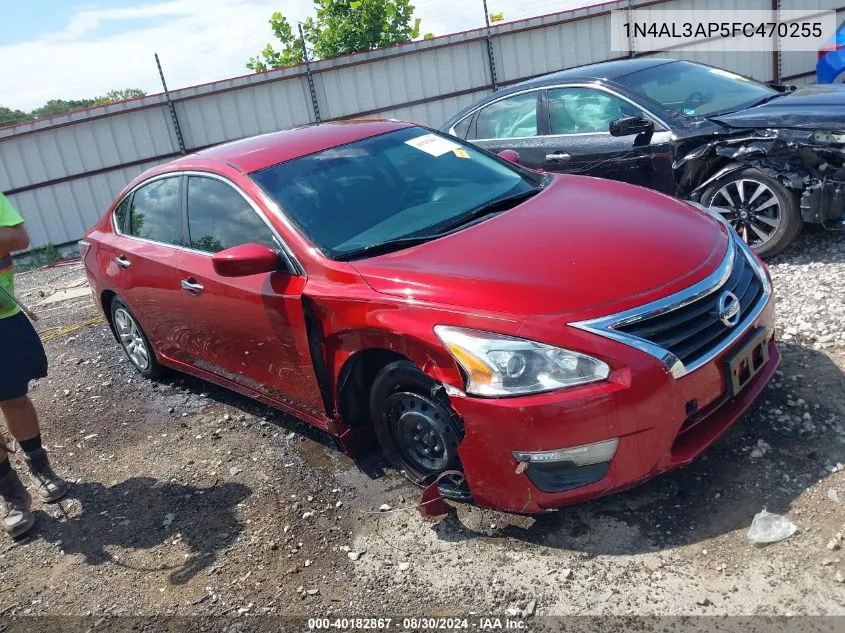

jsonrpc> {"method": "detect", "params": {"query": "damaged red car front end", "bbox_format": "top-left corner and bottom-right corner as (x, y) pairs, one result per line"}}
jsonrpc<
(350, 175), (778, 513)
(82, 120), (778, 515)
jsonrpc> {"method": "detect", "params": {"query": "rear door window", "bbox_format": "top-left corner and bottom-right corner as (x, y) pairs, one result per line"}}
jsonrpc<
(451, 116), (472, 139)
(128, 177), (182, 245)
(471, 92), (539, 140)
(113, 196), (131, 233)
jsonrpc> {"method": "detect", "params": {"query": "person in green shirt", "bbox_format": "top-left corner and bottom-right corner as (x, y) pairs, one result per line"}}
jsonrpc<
(0, 192), (67, 539)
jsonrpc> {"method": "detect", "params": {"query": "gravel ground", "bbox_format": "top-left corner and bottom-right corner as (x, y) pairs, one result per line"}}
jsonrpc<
(1, 228), (844, 618)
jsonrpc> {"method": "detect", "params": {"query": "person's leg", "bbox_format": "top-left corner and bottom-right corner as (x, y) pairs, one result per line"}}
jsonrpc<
(1, 395), (67, 505)
(0, 395), (35, 539)
(2, 394), (40, 443)
(0, 312), (66, 514)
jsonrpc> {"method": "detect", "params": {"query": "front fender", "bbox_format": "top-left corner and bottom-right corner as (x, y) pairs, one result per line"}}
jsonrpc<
(689, 162), (747, 200)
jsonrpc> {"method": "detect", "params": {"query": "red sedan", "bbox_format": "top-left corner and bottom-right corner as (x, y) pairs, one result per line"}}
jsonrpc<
(81, 120), (778, 513)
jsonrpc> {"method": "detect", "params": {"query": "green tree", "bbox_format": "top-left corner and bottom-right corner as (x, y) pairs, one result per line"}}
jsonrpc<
(1, 89), (148, 125)
(247, 0), (427, 72)
(0, 106), (29, 127)
(94, 89), (147, 105)
(29, 98), (98, 119)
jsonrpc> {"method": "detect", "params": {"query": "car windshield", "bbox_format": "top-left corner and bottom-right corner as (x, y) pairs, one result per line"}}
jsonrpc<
(250, 127), (541, 260)
(617, 61), (779, 117)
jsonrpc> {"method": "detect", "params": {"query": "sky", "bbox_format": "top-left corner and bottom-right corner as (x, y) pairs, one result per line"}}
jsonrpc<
(0, 0), (593, 111)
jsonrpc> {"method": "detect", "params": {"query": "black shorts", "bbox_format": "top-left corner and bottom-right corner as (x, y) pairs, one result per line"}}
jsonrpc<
(0, 311), (48, 402)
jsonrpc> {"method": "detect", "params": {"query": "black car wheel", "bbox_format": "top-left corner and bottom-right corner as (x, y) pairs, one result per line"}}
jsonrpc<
(110, 296), (161, 379)
(369, 360), (464, 485)
(701, 168), (802, 258)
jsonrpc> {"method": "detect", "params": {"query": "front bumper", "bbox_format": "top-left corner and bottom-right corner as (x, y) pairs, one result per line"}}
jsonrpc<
(449, 300), (778, 514)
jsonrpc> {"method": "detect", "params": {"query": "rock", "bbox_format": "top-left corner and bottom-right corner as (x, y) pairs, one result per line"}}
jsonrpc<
(306, 589), (319, 595)
(336, 501), (343, 508)
(398, 562), (410, 571)
(829, 488), (840, 504)
(348, 552), (361, 561)
(696, 598), (712, 607)
(522, 599), (536, 618)
(379, 504), (391, 512)
(229, 467), (242, 476)
(827, 539), (840, 551)
(836, 571), (845, 584)
(163, 513), (175, 527)
(561, 568), (572, 580)
(302, 512), (314, 519)
(304, 559), (312, 567)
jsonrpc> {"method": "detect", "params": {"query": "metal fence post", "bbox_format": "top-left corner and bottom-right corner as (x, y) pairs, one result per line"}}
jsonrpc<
(482, 0), (499, 92)
(772, 0), (782, 83)
(299, 23), (322, 123)
(155, 53), (186, 155)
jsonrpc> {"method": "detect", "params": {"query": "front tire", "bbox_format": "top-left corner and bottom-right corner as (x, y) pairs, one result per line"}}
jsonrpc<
(701, 168), (802, 258)
(110, 297), (161, 379)
(369, 360), (464, 485)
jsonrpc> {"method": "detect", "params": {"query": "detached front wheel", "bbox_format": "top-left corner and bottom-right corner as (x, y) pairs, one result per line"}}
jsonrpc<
(701, 168), (802, 258)
(369, 360), (464, 485)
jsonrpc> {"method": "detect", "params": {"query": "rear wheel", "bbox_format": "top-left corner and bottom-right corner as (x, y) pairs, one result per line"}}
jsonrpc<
(369, 360), (464, 486)
(110, 297), (161, 379)
(701, 168), (802, 258)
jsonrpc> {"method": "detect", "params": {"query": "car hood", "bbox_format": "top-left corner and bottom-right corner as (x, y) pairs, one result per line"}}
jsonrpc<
(712, 85), (845, 131)
(351, 176), (729, 318)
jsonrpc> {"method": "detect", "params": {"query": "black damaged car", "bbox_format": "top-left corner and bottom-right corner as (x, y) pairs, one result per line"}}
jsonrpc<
(442, 58), (845, 256)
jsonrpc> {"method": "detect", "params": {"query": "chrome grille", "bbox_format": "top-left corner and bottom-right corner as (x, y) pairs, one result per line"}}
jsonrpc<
(615, 250), (764, 367)
(571, 234), (772, 379)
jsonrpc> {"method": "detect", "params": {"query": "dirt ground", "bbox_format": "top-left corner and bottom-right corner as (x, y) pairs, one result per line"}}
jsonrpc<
(2, 228), (845, 618)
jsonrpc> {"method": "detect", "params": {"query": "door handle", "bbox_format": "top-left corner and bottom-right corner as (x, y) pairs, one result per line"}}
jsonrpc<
(114, 256), (131, 269)
(545, 152), (572, 163)
(180, 278), (204, 294)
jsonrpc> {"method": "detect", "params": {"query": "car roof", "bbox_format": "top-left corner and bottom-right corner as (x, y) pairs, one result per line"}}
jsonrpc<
(442, 58), (679, 128)
(516, 58), (677, 87)
(169, 119), (413, 173)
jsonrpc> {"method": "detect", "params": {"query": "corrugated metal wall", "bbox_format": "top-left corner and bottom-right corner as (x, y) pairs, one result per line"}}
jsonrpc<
(1, 0), (839, 253)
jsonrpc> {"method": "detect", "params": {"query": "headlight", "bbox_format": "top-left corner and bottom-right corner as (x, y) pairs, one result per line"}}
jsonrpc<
(434, 326), (610, 397)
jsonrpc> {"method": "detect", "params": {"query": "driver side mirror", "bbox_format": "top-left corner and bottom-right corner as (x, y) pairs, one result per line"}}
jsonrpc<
(497, 149), (521, 164)
(212, 242), (282, 277)
(609, 115), (654, 137)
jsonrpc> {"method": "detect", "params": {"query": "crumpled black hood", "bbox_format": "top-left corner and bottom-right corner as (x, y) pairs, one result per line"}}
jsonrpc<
(712, 85), (845, 131)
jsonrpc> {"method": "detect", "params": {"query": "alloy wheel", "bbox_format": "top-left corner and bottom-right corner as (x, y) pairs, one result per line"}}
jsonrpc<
(113, 308), (150, 371)
(707, 178), (782, 249)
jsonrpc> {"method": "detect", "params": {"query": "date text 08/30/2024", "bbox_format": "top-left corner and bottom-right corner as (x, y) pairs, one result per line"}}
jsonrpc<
(308, 617), (528, 630)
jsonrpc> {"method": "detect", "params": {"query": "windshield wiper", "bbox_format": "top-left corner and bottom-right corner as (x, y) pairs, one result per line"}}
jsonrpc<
(334, 188), (539, 262)
(748, 93), (787, 108)
(709, 93), (786, 118)
(334, 235), (440, 261)
(434, 189), (539, 233)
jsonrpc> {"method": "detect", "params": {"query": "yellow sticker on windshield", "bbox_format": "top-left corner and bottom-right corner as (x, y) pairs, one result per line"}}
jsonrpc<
(453, 149), (470, 159)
